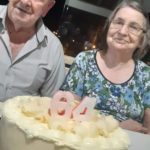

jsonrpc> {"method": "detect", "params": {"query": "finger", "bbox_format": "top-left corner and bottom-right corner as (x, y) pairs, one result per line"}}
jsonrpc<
(141, 127), (148, 134)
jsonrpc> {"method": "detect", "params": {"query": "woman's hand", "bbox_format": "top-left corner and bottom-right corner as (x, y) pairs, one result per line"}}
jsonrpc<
(119, 119), (148, 134)
(143, 108), (150, 134)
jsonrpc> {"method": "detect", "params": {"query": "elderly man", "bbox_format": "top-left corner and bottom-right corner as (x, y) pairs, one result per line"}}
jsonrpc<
(0, 0), (65, 101)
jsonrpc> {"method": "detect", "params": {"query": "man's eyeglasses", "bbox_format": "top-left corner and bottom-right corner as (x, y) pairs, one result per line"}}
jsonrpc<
(110, 19), (146, 35)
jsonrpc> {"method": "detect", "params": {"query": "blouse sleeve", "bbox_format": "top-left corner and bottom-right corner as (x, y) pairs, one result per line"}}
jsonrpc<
(143, 66), (150, 109)
(61, 52), (87, 97)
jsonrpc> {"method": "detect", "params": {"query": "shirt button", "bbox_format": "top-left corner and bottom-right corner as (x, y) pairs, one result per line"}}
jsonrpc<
(6, 86), (11, 90)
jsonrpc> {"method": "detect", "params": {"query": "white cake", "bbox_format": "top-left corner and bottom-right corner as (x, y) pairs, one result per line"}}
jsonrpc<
(0, 96), (130, 150)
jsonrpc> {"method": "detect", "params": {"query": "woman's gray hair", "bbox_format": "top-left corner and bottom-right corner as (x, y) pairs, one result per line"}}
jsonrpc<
(97, 0), (150, 59)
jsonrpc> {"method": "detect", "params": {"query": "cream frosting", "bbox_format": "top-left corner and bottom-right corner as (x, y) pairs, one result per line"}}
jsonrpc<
(0, 96), (130, 150)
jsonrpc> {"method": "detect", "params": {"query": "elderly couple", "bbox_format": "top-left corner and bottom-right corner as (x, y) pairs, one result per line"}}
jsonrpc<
(0, 0), (150, 134)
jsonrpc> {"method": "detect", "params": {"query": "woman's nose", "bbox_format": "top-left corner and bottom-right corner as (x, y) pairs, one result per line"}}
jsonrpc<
(119, 25), (129, 35)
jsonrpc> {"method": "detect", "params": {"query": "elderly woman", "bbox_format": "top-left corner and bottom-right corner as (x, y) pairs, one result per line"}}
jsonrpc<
(61, 0), (150, 134)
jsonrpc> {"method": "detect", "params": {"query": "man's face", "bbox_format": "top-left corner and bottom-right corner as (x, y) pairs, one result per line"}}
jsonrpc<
(7, 0), (55, 29)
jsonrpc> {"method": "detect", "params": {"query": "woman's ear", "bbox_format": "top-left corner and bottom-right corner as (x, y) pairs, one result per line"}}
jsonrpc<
(138, 34), (145, 48)
(42, 1), (55, 17)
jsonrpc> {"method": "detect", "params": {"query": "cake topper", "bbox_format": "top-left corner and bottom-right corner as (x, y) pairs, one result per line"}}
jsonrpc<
(49, 91), (96, 122)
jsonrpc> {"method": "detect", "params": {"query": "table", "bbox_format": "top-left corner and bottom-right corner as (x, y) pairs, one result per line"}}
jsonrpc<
(126, 130), (150, 150)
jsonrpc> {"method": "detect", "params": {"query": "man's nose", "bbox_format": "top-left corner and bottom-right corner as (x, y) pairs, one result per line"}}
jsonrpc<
(20, 0), (32, 11)
(20, 0), (31, 7)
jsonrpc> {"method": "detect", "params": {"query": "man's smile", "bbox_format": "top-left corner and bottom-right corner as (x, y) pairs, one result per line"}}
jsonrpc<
(16, 6), (31, 15)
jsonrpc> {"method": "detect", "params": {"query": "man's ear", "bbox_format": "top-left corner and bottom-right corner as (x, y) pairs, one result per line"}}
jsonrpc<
(42, 1), (55, 17)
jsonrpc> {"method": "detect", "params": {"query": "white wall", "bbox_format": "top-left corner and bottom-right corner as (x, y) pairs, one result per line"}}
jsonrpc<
(143, 0), (150, 13)
(65, 0), (111, 17)
(65, 0), (150, 14)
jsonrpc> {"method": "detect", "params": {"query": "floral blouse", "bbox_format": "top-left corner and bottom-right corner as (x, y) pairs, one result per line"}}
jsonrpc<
(61, 50), (150, 122)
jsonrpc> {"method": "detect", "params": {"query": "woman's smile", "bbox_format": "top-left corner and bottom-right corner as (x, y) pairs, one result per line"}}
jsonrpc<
(113, 37), (129, 44)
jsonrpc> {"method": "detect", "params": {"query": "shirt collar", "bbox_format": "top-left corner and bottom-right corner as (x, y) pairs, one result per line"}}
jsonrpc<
(0, 6), (7, 31)
(36, 18), (48, 44)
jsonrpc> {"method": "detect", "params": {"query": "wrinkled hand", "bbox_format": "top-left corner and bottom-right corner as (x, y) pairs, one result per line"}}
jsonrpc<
(119, 119), (148, 134)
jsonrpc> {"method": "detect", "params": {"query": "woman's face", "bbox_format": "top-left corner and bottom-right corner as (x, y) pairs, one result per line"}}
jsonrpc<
(107, 6), (145, 55)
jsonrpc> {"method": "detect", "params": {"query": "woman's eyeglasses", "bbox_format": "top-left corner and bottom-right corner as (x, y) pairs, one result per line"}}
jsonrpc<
(110, 19), (146, 35)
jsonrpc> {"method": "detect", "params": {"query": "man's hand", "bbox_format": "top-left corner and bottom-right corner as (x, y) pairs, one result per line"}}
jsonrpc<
(119, 119), (148, 134)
